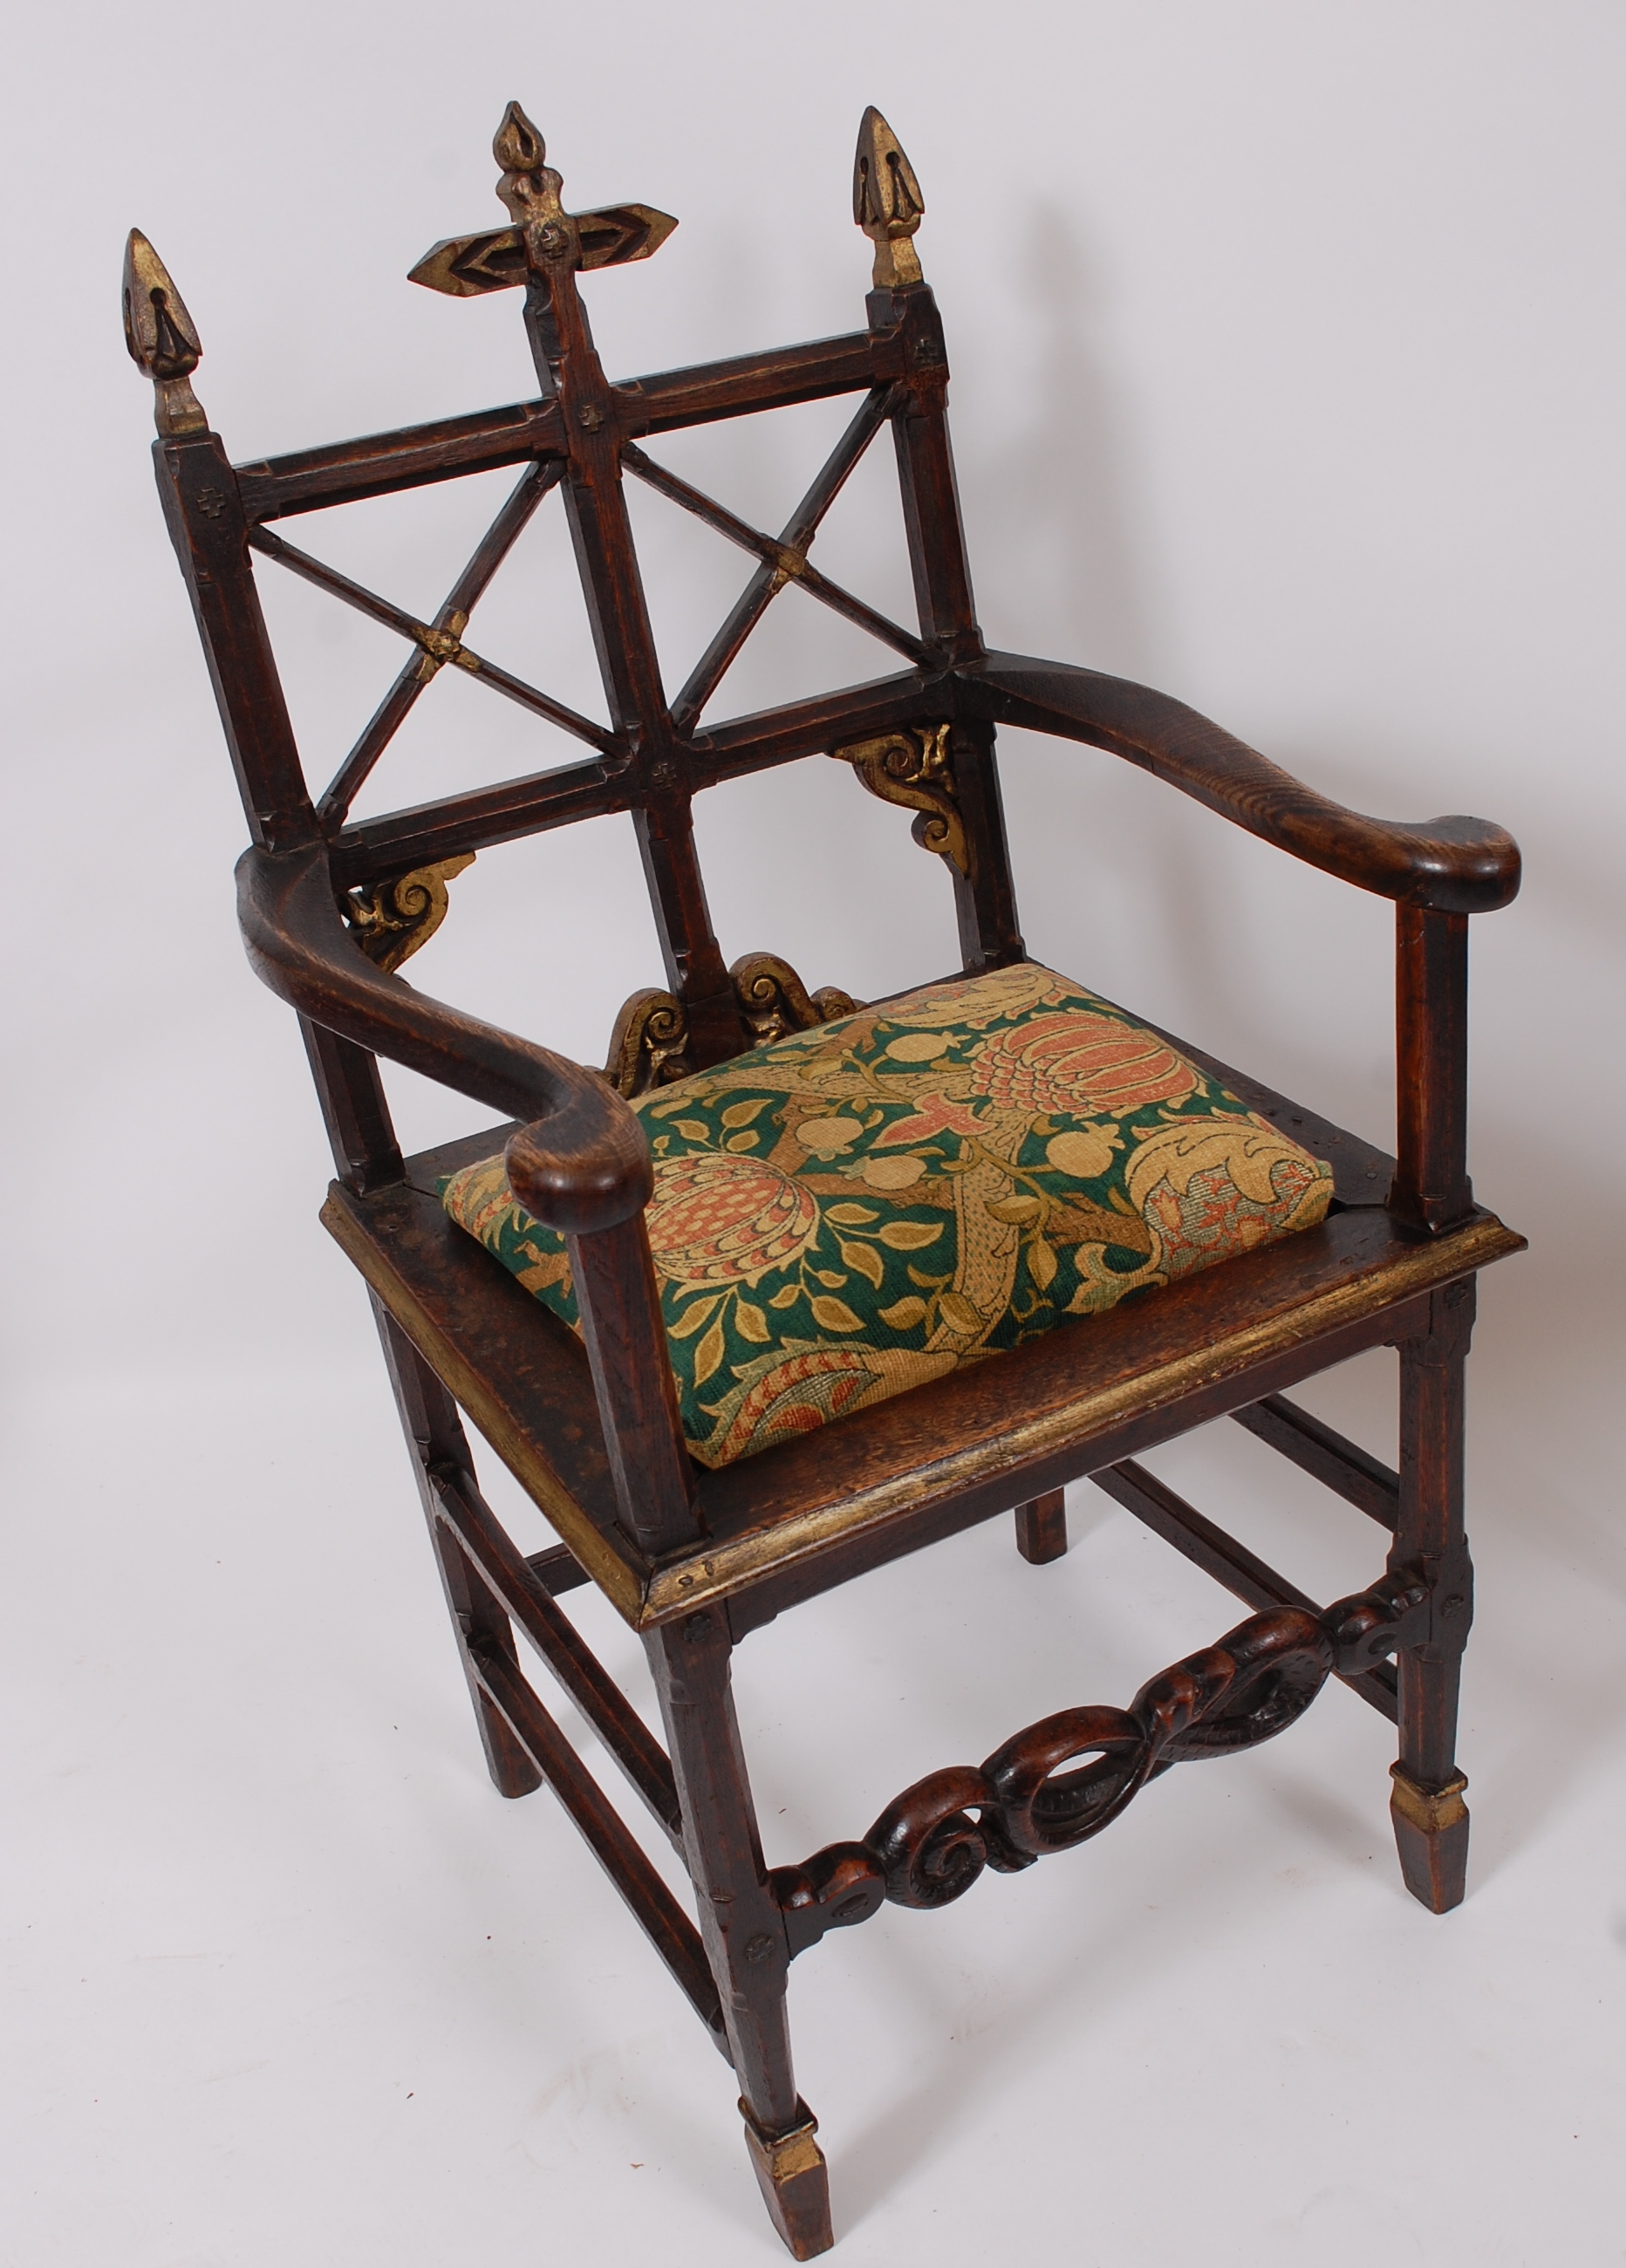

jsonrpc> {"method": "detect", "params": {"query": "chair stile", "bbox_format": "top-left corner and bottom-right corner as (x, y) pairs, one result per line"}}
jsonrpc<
(126, 99), (1524, 2258)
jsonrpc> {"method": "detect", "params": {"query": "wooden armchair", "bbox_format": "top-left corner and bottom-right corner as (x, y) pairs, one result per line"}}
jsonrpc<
(126, 102), (1524, 2259)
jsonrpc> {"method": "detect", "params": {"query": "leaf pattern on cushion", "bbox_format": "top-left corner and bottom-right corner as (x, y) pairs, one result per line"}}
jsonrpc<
(441, 963), (1333, 1468)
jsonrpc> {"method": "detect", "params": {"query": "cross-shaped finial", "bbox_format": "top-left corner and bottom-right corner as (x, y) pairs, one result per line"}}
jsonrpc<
(853, 107), (926, 290)
(409, 101), (677, 298)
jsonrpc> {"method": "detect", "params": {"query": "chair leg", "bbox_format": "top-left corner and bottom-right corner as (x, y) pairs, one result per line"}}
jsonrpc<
(372, 1298), (543, 1800)
(1390, 1280), (1475, 1912)
(645, 1606), (833, 2261)
(1014, 1487), (1068, 1564)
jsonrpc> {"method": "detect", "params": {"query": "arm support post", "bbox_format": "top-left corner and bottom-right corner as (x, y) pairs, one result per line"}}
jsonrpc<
(238, 842), (700, 1554)
(563, 1216), (701, 1559)
(1390, 907), (1472, 1235)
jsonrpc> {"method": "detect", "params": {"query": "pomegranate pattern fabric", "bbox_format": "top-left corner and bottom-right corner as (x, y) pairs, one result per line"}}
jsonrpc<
(440, 963), (1334, 1469)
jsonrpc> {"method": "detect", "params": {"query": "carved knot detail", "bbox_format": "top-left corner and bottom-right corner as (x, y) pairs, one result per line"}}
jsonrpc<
(340, 853), (475, 975)
(832, 723), (969, 876)
(770, 1570), (1431, 1955)
(410, 610), (477, 681)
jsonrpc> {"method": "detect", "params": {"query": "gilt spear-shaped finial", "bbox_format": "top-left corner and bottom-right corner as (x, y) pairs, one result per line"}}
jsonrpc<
(853, 106), (926, 290)
(122, 229), (208, 436)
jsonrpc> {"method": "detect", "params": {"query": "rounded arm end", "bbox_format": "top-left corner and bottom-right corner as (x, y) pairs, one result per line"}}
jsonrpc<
(504, 1107), (653, 1238)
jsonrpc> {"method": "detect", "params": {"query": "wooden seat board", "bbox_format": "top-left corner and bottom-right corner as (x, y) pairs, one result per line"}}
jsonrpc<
(325, 1064), (1520, 1631)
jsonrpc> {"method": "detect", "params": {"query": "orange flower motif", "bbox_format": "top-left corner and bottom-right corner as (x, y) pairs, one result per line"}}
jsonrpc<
(968, 1011), (1199, 1116)
(646, 1153), (819, 1288)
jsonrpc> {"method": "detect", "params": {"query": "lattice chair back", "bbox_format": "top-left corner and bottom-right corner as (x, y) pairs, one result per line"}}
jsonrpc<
(124, 103), (1026, 1098)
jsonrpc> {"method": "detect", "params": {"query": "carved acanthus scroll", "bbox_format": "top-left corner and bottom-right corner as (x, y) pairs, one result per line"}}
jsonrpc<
(341, 854), (475, 974)
(770, 1568), (1430, 1956)
(604, 953), (863, 1098)
(832, 724), (970, 876)
(731, 953), (859, 1047)
(605, 989), (695, 1097)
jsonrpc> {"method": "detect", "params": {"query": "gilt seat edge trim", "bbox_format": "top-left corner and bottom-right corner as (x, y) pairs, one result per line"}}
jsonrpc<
(325, 1171), (1521, 1633)
(653, 1210), (1522, 1620)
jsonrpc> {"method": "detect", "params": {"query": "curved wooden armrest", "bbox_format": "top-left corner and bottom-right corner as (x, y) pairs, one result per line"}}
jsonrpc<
(236, 844), (651, 1233)
(957, 653), (1520, 914)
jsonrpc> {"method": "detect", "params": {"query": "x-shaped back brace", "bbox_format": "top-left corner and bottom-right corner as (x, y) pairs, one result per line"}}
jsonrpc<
(190, 102), (944, 834)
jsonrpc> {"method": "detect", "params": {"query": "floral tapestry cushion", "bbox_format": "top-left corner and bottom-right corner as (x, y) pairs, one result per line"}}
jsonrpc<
(440, 961), (1334, 1471)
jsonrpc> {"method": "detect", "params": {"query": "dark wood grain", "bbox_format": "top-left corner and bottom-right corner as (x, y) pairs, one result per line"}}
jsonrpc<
(137, 101), (1527, 2258)
(644, 1603), (825, 2237)
(564, 1213), (703, 1559)
(430, 1462), (683, 1847)
(694, 1205), (1519, 1635)
(524, 1540), (591, 1596)
(154, 434), (316, 853)
(1231, 1393), (1400, 1527)
(241, 841), (652, 1234)
(470, 1639), (728, 2043)
(771, 1568), (1425, 1950)
(298, 1015), (403, 1194)
(671, 386), (898, 731)
(322, 1124), (1519, 1635)
(373, 1302), (543, 1799)
(231, 331), (906, 525)
(622, 326), (907, 436)
(958, 652), (1521, 914)
(1090, 1459), (1398, 1720)
(318, 460), (563, 825)
(234, 396), (565, 521)
(1014, 1489), (1069, 1566)
(1391, 1279), (1475, 1909)
(1391, 906), (1473, 1233)
(869, 282), (982, 667)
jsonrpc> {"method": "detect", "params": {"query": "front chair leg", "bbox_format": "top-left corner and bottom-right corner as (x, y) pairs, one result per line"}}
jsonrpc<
(372, 1299), (542, 1800)
(645, 1606), (833, 2261)
(1391, 1279), (1475, 1911)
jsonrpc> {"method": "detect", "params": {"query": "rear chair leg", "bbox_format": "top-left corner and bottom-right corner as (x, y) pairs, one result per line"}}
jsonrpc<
(372, 1298), (542, 1800)
(646, 1606), (832, 2261)
(1391, 1279), (1475, 1911)
(1015, 1487), (1068, 1564)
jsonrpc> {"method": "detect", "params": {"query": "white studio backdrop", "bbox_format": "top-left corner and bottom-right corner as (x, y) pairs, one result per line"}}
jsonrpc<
(3, 4), (1624, 2265)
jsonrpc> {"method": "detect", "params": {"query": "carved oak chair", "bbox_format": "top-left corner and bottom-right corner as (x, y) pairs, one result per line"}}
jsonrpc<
(126, 103), (1524, 2258)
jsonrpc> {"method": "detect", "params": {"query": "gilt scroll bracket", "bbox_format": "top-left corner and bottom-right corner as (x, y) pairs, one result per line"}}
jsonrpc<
(339, 853), (475, 975)
(730, 953), (859, 1048)
(770, 1565), (1431, 1957)
(831, 723), (970, 877)
(604, 953), (863, 1098)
